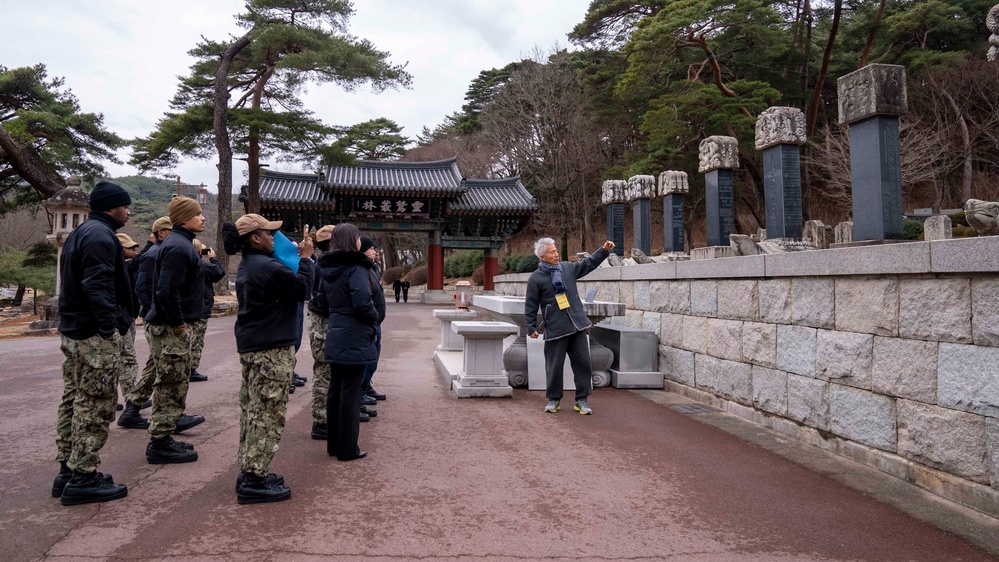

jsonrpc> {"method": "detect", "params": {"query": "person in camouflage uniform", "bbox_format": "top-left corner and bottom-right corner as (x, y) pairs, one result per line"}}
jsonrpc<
(307, 225), (335, 439)
(54, 181), (132, 505)
(223, 213), (313, 504)
(115, 233), (141, 403)
(189, 239), (225, 382)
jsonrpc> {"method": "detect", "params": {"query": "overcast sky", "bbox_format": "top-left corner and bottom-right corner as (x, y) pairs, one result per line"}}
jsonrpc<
(2, 0), (589, 192)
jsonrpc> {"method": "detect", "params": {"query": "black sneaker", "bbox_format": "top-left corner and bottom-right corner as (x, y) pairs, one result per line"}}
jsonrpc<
(60, 471), (127, 506)
(146, 436), (199, 464)
(359, 411), (370, 423)
(117, 403), (150, 429)
(235, 472), (284, 492)
(292, 373), (306, 387)
(294, 372), (308, 383)
(311, 424), (327, 440)
(189, 370), (208, 382)
(237, 473), (291, 505)
(173, 413), (205, 434)
(289, 383), (296, 394)
(360, 394), (376, 406)
(360, 405), (377, 417)
(363, 386), (387, 400)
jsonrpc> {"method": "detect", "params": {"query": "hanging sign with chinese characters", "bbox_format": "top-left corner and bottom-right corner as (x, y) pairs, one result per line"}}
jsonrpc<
(351, 197), (430, 217)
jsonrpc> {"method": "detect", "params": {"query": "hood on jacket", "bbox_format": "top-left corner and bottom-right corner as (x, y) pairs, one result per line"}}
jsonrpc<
(319, 250), (373, 283)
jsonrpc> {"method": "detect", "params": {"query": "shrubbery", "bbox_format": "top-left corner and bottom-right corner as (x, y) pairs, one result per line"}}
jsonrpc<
(407, 265), (428, 285)
(382, 266), (407, 284)
(902, 219), (924, 241)
(443, 250), (482, 278)
(501, 253), (539, 273)
(471, 264), (484, 285)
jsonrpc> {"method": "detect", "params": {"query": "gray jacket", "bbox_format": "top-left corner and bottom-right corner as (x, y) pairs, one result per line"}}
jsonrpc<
(525, 247), (610, 340)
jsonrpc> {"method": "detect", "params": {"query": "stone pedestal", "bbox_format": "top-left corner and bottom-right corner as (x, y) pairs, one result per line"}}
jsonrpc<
(433, 309), (478, 351)
(838, 64), (907, 241)
(450, 321), (518, 398)
(591, 325), (664, 389)
(602, 180), (627, 256)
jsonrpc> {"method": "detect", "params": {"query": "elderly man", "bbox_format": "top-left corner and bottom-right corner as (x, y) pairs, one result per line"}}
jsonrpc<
(525, 238), (615, 415)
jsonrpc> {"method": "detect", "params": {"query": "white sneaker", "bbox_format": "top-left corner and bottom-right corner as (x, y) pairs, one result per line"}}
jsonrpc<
(544, 399), (560, 413)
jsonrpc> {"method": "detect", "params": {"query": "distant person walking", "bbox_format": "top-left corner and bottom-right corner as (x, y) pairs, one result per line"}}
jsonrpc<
(525, 238), (615, 415)
(53, 181), (133, 505)
(392, 278), (402, 303)
(318, 223), (379, 461)
(401, 278), (410, 303)
(223, 214), (314, 504)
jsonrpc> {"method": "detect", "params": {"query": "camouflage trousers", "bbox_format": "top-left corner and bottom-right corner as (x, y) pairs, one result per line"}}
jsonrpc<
(238, 346), (294, 477)
(189, 318), (208, 372)
(56, 333), (121, 473)
(126, 324), (157, 406)
(308, 310), (331, 426)
(117, 324), (138, 400)
(145, 324), (192, 439)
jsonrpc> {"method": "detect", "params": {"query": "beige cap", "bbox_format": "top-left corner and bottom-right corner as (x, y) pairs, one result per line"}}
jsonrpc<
(314, 224), (335, 242)
(152, 216), (173, 233)
(235, 213), (283, 236)
(116, 233), (140, 248)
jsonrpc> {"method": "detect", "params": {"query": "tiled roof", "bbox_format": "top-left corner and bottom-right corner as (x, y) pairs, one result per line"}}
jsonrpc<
(259, 171), (334, 210)
(324, 158), (464, 197)
(447, 177), (537, 215)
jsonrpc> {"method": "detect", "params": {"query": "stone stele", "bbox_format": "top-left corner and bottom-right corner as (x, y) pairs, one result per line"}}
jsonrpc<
(837, 64), (908, 125)
(601, 179), (627, 205)
(698, 136), (740, 173)
(659, 170), (689, 195)
(964, 198), (999, 236)
(988, 4), (999, 62)
(626, 175), (656, 201)
(755, 107), (807, 150)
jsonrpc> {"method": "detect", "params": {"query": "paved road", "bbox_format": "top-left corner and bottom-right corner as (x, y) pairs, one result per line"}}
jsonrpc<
(0, 303), (996, 561)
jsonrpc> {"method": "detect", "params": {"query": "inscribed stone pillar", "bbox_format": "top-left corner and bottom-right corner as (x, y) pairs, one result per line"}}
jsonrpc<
(627, 175), (655, 255)
(756, 107), (806, 239)
(698, 136), (739, 247)
(601, 180), (627, 256)
(658, 171), (688, 253)
(838, 64), (908, 241)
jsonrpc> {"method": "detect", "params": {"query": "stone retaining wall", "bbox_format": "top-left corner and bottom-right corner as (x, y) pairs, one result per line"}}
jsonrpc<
(494, 237), (999, 518)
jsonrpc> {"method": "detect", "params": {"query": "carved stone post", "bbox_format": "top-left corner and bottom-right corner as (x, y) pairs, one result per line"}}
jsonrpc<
(837, 64), (907, 241)
(698, 136), (739, 247)
(756, 107), (806, 239)
(601, 180), (626, 256)
(658, 171), (688, 253)
(627, 175), (655, 256)
(988, 4), (999, 62)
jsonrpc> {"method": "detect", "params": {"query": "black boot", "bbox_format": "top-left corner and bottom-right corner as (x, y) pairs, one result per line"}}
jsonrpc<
(363, 385), (387, 401)
(117, 403), (149, 429)
(236, 473), (291, 504)
(60, 471), (127, 506)
(146, 435), (198, 464)
(360, 394), (376, 406)
(141, 399), (152, 410)
(235, 471), (285, 492)
(295, 372), (308, 383)
(311, 423), (328, 440)
(292, 373), (306, 387)
(51, 461), (72, 497)
(173, 413), (205, 434)
(359, 411), (370, 423)
(360, 405), (377, 417)
(189, 370), (208, 382)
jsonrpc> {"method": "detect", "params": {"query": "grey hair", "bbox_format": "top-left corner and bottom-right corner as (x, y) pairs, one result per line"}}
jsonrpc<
(534, 237), (556, 259)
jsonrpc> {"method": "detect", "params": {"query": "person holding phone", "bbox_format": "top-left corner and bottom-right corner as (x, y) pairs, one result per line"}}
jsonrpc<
(188, 239), (224, 383)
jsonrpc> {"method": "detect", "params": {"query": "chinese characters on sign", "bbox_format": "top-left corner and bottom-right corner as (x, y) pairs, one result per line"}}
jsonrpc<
(352, 197), (429, 216)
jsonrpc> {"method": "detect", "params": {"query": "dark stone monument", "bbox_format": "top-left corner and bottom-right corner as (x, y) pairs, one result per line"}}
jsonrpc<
(837, 64), (907, 241)
(601, 180), (626, 256)
(756, 107), (807, 239)
(627, 175), (655, 256)
(658, 171), (688, 253)
(699, 136), (739, 248)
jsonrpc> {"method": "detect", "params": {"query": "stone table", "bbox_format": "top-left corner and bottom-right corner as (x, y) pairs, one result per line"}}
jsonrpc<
(450, 321), (519, 398)
(433, 309), (478, 351)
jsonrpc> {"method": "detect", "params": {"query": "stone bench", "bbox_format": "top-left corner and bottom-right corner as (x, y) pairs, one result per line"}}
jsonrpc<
(590, 325), (664, 388)
(450, 321), (518, 398)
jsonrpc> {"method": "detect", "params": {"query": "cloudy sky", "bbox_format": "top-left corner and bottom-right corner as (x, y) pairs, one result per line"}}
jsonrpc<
(2, 0), (589, 191)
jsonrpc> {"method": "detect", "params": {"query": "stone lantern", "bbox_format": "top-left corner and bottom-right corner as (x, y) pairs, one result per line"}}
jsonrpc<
(196, 185), (209, 205)
(453, 280), (472, 310)
(32, 176), (90, 327)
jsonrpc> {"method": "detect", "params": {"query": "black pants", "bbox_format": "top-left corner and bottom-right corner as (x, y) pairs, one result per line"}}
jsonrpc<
(327, 363), (365, 459)
(543, 329), (592, 401)
(402, 288), (408, 303)
(394, 287), (401, 302)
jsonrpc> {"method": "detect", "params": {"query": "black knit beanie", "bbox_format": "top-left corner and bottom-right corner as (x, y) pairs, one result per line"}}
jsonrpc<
(359, 235), (377, 253)
(90, 181), (132, 211)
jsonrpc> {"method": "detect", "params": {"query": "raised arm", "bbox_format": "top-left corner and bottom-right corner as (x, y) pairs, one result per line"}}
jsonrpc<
(574, 241), (615, 279)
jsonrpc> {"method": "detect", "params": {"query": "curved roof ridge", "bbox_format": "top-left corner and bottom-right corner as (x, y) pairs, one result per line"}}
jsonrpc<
(354, 157), (458, 169)
(261, 170), (322, 180)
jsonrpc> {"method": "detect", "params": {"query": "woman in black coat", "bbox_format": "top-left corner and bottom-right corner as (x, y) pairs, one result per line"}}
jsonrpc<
(318, 223), (379, 461)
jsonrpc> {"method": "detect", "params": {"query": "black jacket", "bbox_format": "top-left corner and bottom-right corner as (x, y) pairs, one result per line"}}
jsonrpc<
(525, 247), (609, 340)
(144, 226), (203, 327)
(369, 265), (387, 324)
(234, 248), (313, 354)
(319, 251), (379, 365)
(58, 212), (133, 339)
(124, 256), (140, 322)
(135, 241), (161, 318)
(306, 255), (327, 317)
(198, 257), (225, 320)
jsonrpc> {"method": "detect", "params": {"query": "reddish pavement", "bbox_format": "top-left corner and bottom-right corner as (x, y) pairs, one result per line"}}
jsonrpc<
(0, 302), (996, 561)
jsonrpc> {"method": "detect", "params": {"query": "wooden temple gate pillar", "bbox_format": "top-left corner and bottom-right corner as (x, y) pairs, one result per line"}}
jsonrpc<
(483, 248), (499, 293)
(427, 230), (444, 291)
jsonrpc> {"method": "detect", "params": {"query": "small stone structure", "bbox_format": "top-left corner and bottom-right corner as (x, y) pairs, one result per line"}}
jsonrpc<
(433, 309), (478, 351)
(627, 175), (656, 256)
(591, 326), (664, 388)
(988, 4), (999, 62)
(923, 215), (953, 241)
(601, 180), (627, 256)
(835, 221), (854, 245)
(449, 321), (518, 398)
(964, 199), (999, 236)
(802, 220), (830, 249)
